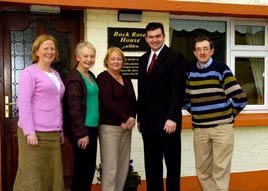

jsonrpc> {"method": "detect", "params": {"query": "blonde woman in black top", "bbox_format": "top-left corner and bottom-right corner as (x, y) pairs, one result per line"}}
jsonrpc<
(97, 47), (136, 191)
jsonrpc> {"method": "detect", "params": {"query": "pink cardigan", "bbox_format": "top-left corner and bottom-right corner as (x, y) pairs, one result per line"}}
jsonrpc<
(17, 64), (65, 136)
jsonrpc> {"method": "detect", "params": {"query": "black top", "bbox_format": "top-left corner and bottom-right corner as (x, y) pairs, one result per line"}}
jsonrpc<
(96, 71), (136, 126)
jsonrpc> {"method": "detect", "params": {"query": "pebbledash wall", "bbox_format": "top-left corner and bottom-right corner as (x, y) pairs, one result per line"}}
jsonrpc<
(84, 9), (268, 182)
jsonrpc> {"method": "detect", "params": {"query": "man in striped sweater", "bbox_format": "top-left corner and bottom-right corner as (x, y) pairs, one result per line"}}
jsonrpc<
(184, 36), (248, 191)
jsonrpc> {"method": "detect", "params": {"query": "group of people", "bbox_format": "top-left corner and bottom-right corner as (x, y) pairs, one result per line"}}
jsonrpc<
(14, 21), (248, 191)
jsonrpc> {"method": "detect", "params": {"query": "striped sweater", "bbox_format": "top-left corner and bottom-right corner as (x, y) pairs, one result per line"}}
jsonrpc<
(184, 59), (248, 128)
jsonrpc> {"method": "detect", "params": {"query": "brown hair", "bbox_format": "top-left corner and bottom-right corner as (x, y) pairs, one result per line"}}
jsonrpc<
(193, 35), (214, 50)
(32, 34), (59, 63)
(145, 22), (165, 37)
(103, 47), (125, 68)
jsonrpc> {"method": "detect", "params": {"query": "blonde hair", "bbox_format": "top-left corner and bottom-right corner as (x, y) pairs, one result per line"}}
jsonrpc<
(32, 35), (59, 63)
(103, 47), (125, 68)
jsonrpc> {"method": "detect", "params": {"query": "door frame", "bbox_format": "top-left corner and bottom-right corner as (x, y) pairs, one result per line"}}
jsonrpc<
(0, 13), (3, 191)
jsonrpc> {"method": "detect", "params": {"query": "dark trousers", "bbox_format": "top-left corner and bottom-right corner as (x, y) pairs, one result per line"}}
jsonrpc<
(142, 131), (181, 191)
(71, 127), (98, 191)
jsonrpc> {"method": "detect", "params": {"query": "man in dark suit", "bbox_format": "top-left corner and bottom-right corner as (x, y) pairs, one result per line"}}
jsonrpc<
(137, 22), (186, 191)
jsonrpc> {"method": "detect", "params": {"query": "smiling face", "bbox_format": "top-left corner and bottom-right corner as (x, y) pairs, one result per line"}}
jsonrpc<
(193, 40), (214, 66)
(106, 51), (123, 73)
(35, 40), (56, 66)
(145, 28), (165, 52)
(76, 46), (96, 70)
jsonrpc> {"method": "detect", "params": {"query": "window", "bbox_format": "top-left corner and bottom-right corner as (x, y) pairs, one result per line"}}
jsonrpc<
(235, 25), (265, 46)
(170, 18), (226, 66)
(231, 52), (266, 107)
(231, 20), (268, 110)
(170, 16), (268, 112)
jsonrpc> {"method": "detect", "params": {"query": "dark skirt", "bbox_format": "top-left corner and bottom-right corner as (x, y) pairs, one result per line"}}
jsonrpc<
(13, 128), (65, 191)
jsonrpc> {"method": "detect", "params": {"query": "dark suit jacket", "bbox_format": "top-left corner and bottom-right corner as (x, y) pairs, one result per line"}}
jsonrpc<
(137, 45), (186, 135)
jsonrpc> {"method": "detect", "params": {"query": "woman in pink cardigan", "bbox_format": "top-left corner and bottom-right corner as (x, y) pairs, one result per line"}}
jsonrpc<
(13, 35), (65, 191)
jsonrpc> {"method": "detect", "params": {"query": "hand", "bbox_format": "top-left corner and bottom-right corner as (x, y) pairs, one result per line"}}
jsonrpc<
(164, 119), (177, 134)
(60, 135), (65, 145)
(137, 122), (141, 132)
(77, 136), (89, 150)
(26, 134), (38, 146)
(125, 117), (135, 129)
(120, 122), (127, 129)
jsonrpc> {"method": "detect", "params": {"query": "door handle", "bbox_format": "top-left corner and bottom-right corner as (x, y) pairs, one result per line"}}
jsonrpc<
(5, 96), (17, 118)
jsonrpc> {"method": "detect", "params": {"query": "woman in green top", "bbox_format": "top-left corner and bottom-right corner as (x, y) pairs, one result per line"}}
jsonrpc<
(63, 41), (99, 191)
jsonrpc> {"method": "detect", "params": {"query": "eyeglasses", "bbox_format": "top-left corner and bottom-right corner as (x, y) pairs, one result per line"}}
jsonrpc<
(195, 47), (210, 53)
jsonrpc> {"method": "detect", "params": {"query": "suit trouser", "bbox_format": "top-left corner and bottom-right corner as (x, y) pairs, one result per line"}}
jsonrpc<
(99, 124), (132, 191)
(142, 131), (181, 191)
(194, 124), (234, 191)
(71, 127), (98, 191)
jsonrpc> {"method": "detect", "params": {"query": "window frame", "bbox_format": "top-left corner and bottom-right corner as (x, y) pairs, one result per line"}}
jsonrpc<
(230, 20), (268, 51)
(230, 51), (268, 111)
(231, 19), (268, 112)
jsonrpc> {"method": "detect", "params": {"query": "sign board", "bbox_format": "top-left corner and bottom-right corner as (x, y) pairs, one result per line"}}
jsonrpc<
(108, 27), (149, 51)
(121, 56), (140, 79)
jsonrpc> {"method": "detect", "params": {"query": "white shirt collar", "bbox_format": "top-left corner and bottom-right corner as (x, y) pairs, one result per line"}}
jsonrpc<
(150, 44), (165, 57)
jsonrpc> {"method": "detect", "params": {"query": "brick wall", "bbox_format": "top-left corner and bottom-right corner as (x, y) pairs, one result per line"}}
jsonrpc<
(84, 9), (268, 182)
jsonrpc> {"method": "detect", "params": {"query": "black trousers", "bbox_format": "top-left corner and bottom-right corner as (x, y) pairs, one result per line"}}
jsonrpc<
(142, 130), (181, 191)
(71, 127), (98, 191)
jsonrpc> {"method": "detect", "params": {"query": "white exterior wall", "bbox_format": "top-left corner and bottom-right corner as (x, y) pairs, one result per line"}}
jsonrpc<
(84, 9), (268, 182)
